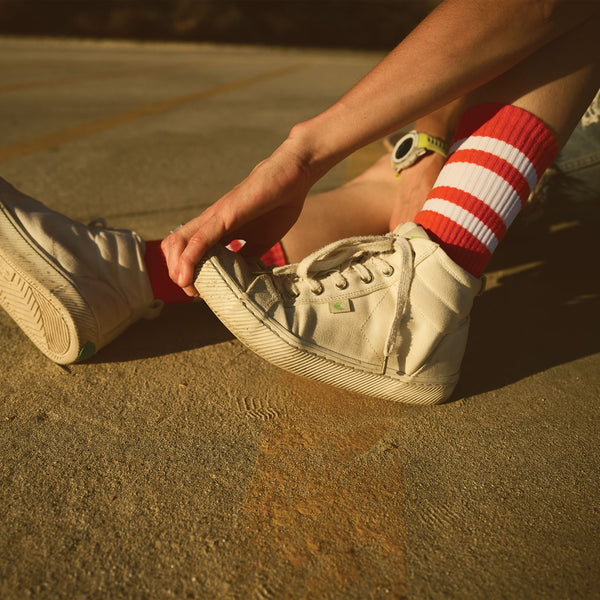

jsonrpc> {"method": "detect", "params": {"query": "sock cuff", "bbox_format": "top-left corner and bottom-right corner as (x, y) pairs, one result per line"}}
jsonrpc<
(415, 211), (492, 276)
(452, 103), (558, 179)
(416, 103), (559, 277)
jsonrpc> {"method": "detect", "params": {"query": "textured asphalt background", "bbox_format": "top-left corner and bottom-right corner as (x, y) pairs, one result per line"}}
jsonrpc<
(0, 38), (599, 599)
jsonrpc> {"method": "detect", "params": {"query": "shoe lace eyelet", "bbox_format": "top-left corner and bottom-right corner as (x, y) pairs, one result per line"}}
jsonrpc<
(335, 279), (349, 290)
(382, 265), (394, 277)
(285, 283), (300, 298)
(311, 284), (324, 296)
(360, 273), (374, 284)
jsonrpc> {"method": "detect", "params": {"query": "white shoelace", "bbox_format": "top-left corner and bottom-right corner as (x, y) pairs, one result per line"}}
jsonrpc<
(267, 233), (415, 373)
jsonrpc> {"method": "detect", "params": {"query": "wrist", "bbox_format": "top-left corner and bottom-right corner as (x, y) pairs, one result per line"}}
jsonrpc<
(287, 116), (354, 182)
(391, 130), (449, 174)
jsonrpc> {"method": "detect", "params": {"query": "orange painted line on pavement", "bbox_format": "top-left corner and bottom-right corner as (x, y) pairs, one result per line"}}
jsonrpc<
(0, 63), (308, 164)
(231, 376), (407, 596)
(0, 64), (184, 94)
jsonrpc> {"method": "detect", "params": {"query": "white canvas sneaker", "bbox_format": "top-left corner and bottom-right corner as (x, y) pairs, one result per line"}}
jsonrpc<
(0, 178), (162, 364)
(195, 223), (482, 404)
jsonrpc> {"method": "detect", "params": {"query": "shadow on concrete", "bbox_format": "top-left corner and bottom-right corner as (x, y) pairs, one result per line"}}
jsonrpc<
(90, 301), (234, 363)
(458, 199), (600, 399)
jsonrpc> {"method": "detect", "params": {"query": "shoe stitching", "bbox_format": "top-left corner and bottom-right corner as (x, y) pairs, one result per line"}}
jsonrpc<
(415, 271), (468, 316)
(359, 285), (395, 361)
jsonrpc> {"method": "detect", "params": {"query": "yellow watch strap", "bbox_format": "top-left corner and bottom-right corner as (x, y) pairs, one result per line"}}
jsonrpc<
(416, 132), (449, 157)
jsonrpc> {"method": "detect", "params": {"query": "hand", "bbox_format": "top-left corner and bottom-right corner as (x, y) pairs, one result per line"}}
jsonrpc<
(161, 137), (317, 297)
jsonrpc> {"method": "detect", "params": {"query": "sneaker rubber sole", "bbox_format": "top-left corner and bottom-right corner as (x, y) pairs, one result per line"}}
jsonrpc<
(0, 200), (98, 364)
(196, 254), (455, 405)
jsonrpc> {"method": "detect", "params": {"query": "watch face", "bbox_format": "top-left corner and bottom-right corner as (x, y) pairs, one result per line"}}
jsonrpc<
(394, 137), (414, 161)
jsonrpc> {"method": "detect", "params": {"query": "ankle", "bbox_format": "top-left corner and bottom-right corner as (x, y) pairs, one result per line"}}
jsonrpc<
(389, 152), (446, 230)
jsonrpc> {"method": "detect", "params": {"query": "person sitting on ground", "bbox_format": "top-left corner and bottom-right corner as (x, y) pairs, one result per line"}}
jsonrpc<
(0, 0), (598, 403)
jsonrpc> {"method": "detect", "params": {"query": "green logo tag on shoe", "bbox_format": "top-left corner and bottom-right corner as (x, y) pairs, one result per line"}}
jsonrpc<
(76, 341), (96, 362)
(329, 300), (352, 314)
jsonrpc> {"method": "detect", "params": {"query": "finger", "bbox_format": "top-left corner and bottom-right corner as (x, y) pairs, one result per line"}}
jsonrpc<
(183, 283), (200, 298)
(177, 234), (212, 289)
(160, 228), (203, 296)
(176, 212), (231, 288)
(160, 231), (187, 282)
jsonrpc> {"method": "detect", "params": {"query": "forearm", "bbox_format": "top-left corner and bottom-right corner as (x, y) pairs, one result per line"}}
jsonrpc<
(291, 0), (597, 179)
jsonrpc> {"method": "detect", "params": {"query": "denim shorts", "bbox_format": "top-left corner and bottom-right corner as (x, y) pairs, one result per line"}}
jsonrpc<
(548, 90), (600, 202)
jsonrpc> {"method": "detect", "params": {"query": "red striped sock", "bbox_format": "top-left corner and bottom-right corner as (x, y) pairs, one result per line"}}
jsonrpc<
(415, 103), (557, 276)
(144, 240), (288, 304)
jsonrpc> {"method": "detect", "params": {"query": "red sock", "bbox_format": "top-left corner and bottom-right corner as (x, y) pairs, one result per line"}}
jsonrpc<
(415, 104), (557, 276)
(260, 242), (287, 267)
(144, 240), (288, 304)
(144, 240), (193, 304)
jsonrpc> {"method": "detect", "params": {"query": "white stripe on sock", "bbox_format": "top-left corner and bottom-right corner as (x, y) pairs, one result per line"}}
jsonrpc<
(422, 198), (500, 252)
(433, 162), (523, 228)
(449, 136), (539, 191)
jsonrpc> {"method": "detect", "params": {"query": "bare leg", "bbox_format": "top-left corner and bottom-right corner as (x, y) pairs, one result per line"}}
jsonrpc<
(282, 101), (464, 263)
(282, 13), (599, 264)
(465, 15), (599, 149)
(412, 14), (599, 277)
(281, 153), (397, 262)
(388, 99), (465, 230)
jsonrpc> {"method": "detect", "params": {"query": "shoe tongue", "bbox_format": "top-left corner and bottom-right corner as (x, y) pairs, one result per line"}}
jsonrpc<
(296, 245), (356, 278)
(391, 222), (430, 240)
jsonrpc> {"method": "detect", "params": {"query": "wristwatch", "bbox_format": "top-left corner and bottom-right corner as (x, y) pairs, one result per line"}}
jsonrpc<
(391, 130), (449, 174)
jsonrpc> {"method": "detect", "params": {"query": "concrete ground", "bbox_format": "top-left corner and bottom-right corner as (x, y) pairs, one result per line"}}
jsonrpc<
(0, 37), (599, 600)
